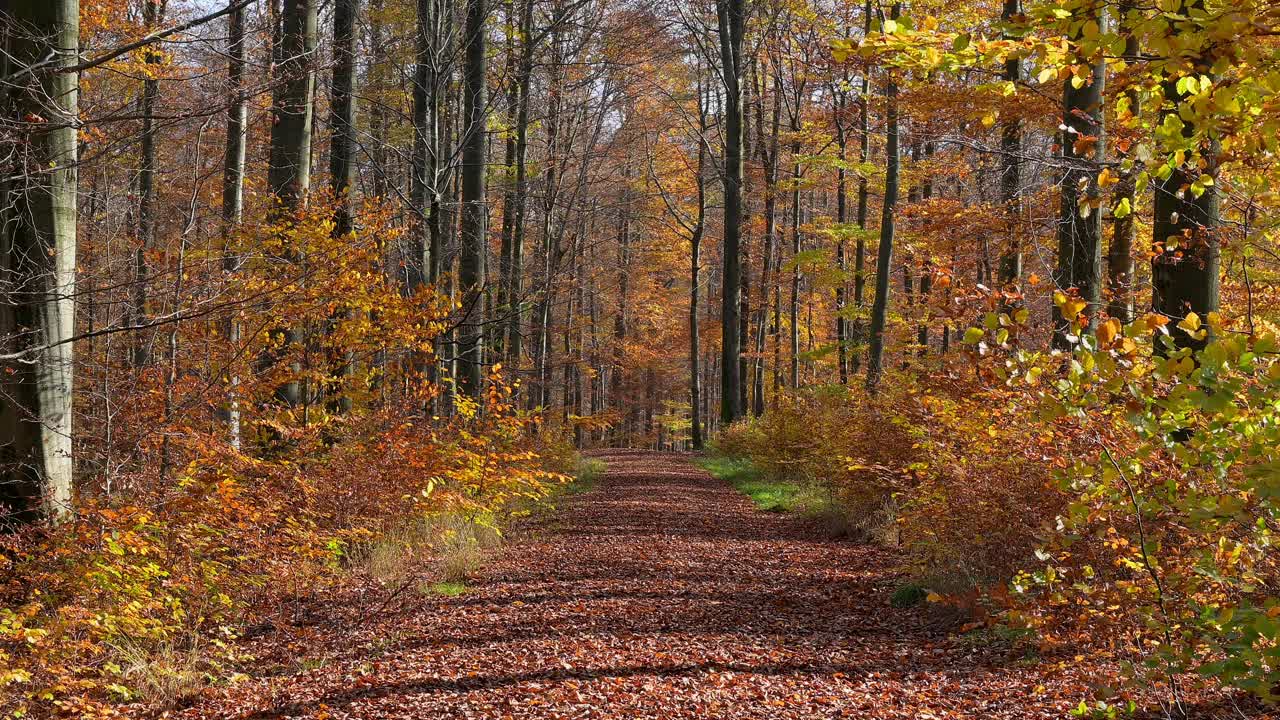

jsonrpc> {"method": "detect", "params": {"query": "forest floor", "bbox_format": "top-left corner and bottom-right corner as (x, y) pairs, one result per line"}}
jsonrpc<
(175, 450), (1249, 719)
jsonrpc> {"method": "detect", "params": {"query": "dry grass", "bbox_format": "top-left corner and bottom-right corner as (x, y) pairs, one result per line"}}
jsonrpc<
(108, 637), (206, 708)
(354, 512), (503, 586)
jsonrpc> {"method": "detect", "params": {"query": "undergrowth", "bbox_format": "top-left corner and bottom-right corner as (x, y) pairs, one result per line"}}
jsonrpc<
(0, 376), (575, 717)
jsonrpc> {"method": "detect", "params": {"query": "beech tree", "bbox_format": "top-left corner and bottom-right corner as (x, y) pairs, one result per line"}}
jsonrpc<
(716, 0), (745, 423)
(1, 0), (79, 523)
(865, 3), (900, 392)
(266, 0), (318, 408)
(1050, 0), (1105, 349)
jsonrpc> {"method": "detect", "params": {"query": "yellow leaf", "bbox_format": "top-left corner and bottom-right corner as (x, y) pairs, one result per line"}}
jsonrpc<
(1062, 298), (1088, 319)
(1097, 318), (1121, 345)
(1143, 313), (1171, 331)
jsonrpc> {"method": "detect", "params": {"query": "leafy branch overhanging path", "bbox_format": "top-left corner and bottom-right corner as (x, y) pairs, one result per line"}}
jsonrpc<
(185, 451), (1093, 719)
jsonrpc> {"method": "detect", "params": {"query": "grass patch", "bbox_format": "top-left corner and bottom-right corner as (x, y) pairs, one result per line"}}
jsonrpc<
(425, 581), (468, 596)
(890, 582), (929, 608)
(696, 456), (804, 512)
(564, 457), (606, 495)
(352, 511), (501, 585)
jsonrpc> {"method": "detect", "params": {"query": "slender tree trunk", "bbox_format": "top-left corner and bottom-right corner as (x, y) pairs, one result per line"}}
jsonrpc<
(1, 0), (79, 523)
(1108, 1), (1139, 323)
(1051, 1), (1105, 348)
(610, 191), (630, 445)
(850, 0), (872, 373)
(750, 65), (780, 416)
(689, 79), (709, 450)
(998, 0), (1023, 289)
(534, 37), (565, 410)
(328, 0), (359, 413)
(865, 3), (900, 393)
(131, 0), (164, 368)
(410, 0), (433, 293)
(716, 0), (745, 424)
(1151, 2), (1218, 350)
(788, 137), (801, 389)
(506, 1), (534, 369)
(266, 0), (318, 407)
(457, 0), (487, 399)
(221, 0), (247, 447)
(834, 88), (849, 385)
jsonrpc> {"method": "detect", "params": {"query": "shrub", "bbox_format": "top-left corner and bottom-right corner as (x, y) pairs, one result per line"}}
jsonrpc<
(0, 372), (569, 716)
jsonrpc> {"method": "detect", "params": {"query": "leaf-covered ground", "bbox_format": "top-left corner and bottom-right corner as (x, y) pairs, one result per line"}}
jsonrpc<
(175, 450), (1253, 719)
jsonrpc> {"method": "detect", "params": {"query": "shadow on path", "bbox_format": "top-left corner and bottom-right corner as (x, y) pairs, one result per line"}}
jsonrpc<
(182, 449), (1085, 719)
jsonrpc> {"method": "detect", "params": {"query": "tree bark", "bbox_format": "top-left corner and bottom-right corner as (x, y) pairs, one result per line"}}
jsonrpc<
(131, 0), (165, 368)
(1108, 1), (1139, 323)
(834, 86), (849, 385)
(1051, 1), (1105, 349)
(997, 0), (1023, 289)
(328, 0), (359, 414)
(689, 76), (709, 451)
(865, 3), (900, 393)
(850, 0), (872, 374)
(1, 0), (79, 523)
(716, 0), (744, 424)
(1151, 2), (1218, 350)
(457, 0), (488, 399)
(266, 0), (318, 407)
(221, 0), (247, 447)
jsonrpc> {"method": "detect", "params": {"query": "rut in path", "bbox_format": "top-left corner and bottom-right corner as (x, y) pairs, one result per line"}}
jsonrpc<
(185, 449), (1079, 719)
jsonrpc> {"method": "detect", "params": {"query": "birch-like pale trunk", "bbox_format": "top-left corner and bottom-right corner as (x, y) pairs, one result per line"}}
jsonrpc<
(221, 0), (247, 448)
(1, 0), (79, 523)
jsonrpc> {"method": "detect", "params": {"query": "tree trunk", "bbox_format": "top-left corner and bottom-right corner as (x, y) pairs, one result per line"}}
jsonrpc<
(689, 78), (709, 450)
(1, 0), (79, 523)
(267, 0), (318, 407)
(834, 87), (849, 385)
(1108, 1), (1139, 323)
(850, 0), (872, 373)
(506, 0), (534, 369)
(457, 0), (488, 399)
(221, 0), (247, 447)
(410, 0), (433, 293)
(750, 64), (780, 417)
(788, 136), (801, 389)
(132, 0), (164, 368)
(716, 0), (744, 424)
(1051, 1), (1105, 349)
(865, 3), (900, 393)
(1151, 2), (1218, 350)
(997, 0), (1023, 289)
(328, 0), (359, 414)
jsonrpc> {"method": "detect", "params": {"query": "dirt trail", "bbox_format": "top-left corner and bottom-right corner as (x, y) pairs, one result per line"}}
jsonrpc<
(184, 450), (1080, 719)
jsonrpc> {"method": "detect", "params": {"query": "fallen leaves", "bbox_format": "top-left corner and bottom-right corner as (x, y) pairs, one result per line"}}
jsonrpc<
(172, 452), (1245, 720)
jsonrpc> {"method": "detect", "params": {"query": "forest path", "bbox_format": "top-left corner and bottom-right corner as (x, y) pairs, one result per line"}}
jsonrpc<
(185, 449), (1076, 719)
